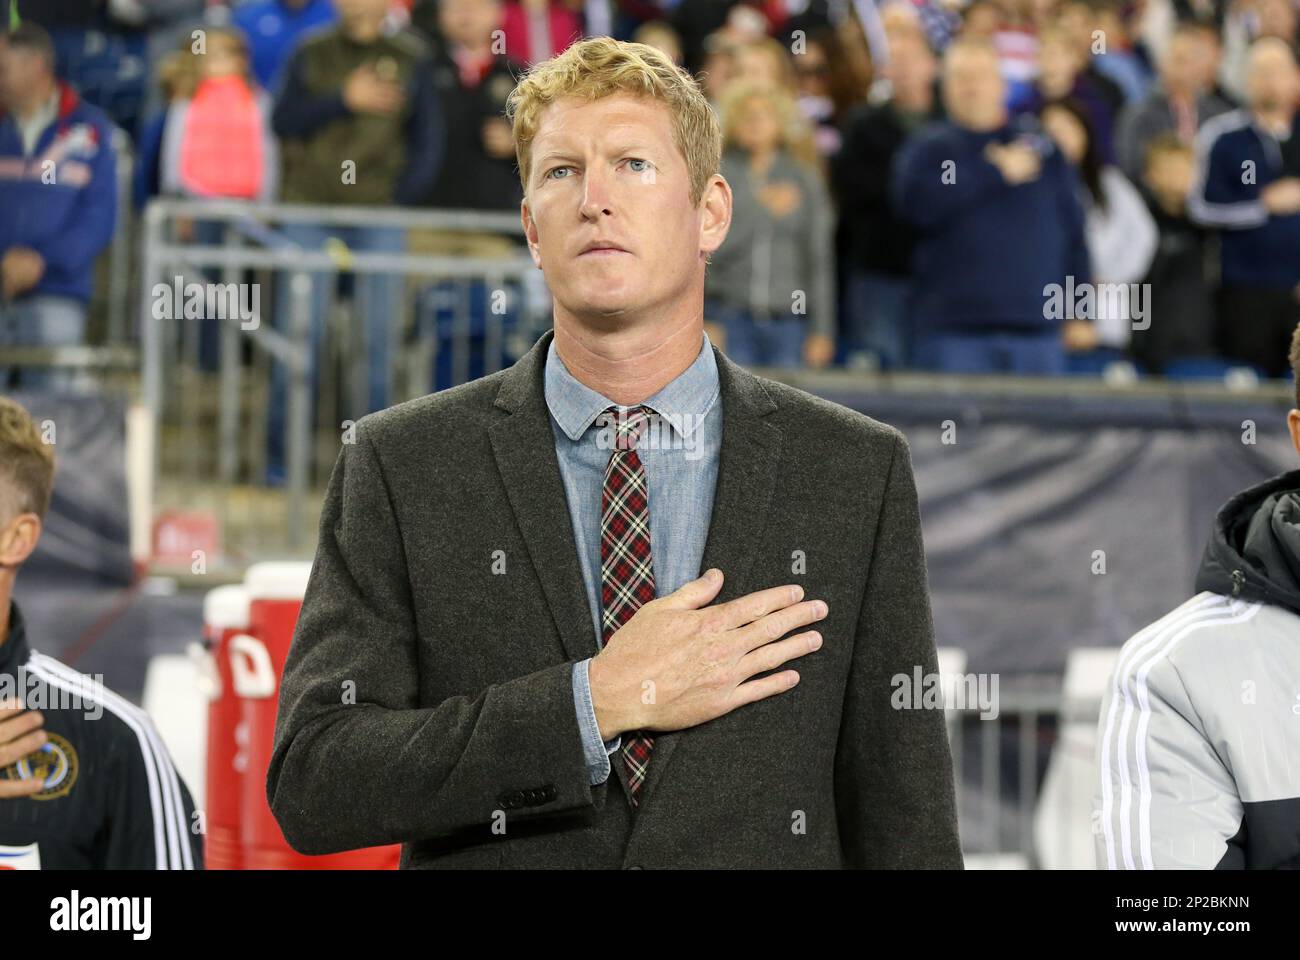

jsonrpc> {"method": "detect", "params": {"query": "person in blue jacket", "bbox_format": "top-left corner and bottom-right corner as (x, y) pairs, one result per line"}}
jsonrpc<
(892, 36), (1093, 375)
(1188, 38), (1300, 380)
(0, 22), (117, 392)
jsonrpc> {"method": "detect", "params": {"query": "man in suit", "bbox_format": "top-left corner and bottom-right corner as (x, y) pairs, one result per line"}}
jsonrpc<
(267, 36), (962, 869)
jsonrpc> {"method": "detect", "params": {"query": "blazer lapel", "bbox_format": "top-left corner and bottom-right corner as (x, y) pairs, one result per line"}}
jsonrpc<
(488, 329), (600, 667)
(634, 344), (784, 810)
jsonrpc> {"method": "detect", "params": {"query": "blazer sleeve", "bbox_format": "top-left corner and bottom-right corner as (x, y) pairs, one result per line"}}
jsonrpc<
(266, 424), (598, 856)
(833, 431), (964, 868)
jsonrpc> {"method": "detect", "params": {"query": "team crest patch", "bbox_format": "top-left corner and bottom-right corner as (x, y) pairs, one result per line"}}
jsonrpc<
(1, 733), (78, 800)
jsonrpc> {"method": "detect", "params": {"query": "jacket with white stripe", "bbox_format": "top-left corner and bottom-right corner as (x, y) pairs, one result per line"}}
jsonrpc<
(1188, 108), (1300, 291)
(0, 601), (202, 869)
(1094, 468), (1300, 869)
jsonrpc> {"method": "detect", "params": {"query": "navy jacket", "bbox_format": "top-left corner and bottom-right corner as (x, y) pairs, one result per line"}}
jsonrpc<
(0, 83), (117, 304)
(1189, 108), (1300, 291)
(892, 116), (1091, 336)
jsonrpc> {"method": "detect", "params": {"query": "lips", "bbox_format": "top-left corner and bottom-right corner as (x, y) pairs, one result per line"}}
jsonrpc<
(579, 242), (629, 256)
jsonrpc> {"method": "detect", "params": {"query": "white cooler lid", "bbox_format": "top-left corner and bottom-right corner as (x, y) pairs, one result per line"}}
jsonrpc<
(244, 561), (314, 601)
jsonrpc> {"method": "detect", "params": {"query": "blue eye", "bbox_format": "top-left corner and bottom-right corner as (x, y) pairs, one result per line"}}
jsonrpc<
(627, 158), (650, 173)
(545, 166), (573, 180)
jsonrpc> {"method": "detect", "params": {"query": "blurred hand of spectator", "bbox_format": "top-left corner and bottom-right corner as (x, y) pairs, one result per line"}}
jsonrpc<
(984, 142), (1042, 184)
(1063, 318), (1100, 352)
(343, 64), (405, 116)
(0, 248), (46, 302)
(482, 117), (514, 159)
(1261, 178), (1300, 215)
(803, 332), (835, 368)
(757, 180), (802, 218)
(0, 699), (46, 798)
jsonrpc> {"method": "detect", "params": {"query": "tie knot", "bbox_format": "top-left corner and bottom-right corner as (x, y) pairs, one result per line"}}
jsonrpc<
(604, 405), (653, 451)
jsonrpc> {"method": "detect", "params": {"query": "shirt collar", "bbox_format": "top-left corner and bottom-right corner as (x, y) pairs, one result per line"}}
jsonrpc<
(544, 330), (720, 443)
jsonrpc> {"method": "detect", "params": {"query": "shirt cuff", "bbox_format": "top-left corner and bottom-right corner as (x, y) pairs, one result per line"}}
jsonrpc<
(572, 658), (621, 785)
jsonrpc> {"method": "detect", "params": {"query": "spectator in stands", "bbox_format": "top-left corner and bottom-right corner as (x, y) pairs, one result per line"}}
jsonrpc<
(232, 0), (339, 92)
(734, 36), (798, 92)
(0, 395), (203, 867)
(1115, 22), (1233, 181)
(1190, 37), (1300, 379)
(142, 27), (279, 373)
(268, 0), (444, 483)
(698, 29), (740, 104)
(501, 0), (582, 66)
(0, 23), (116, 393)
(1221, 0), (1298, 104)
(632, 19), (684, 64)
(1185, 15), (1236, 107)
(425, 0), (520, 212)
(1080, 0), (1152, 103)
(161, 27), (278, 203)
(1054, 0), (1130, 115)
(1027, 23), (1119, 162)
(705, 80), (836, 368)
(893, 37), (1092, 374)
(791, 26), (862, 162)
(1130, 134), (1218, 373)
(1041, 97), (1158, 363)
(834, 28), (942, 369)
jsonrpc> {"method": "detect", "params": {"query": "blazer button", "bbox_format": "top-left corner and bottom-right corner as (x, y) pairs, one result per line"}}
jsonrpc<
(626, 864), (643, 870)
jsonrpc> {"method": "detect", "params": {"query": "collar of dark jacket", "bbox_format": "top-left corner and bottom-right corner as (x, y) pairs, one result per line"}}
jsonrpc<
(495, 326), (778, 424)
(0, 600), (31, 676)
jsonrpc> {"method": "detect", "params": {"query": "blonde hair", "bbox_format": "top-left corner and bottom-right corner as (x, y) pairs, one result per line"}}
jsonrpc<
(717, 79), (820, 170)
(505, 36), (722, 207)
(0, 396), (55, 521)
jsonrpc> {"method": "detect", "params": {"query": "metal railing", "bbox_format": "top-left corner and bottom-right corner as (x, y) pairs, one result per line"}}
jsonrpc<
(138, 199), (543, 559)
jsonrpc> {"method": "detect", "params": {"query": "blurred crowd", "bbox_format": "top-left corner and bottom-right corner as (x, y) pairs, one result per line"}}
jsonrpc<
(1, 0), (1299, 397)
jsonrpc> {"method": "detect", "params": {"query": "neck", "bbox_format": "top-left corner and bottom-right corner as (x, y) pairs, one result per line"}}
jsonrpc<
(552, 309), (704, 406)
(1253, 106), (1292, 130)
(13, 79), (57, 120)
(894, 87), (933, 112)
(344, 19), (383, 43)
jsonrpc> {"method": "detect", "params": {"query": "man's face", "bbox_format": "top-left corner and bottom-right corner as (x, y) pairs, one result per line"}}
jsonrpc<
(439, 0), (501, 47)
(521, 94), (719, 324)
(0, 43), (44, 111)
(888, 35), (937, 99)
(1246, 44), (1300, 113)
(334, 0), (389, 29)
(943, 47), (1006, 130)
(1160, 34), (1202, 97)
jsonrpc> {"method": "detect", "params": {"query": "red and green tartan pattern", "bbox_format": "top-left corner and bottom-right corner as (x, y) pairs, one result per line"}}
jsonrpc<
(599, 405), (656, 806)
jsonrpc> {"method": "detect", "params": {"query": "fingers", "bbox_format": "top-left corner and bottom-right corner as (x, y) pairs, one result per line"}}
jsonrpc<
(731, 595), (828, 651)
(0, 702), (45, 769)
(735, 629), (822, 680)
(712, 583), (809, 630)
(727, 668), (800, 712)
(0, 776), (45, 799)
(656, 568), (726, 611)
(0, 728), (48, 769)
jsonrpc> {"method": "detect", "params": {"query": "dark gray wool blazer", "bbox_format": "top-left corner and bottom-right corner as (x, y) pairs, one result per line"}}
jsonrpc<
(266, 328), (963, 869)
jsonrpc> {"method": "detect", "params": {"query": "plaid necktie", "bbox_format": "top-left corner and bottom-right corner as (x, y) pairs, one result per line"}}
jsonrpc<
(598, 404), (657, 807)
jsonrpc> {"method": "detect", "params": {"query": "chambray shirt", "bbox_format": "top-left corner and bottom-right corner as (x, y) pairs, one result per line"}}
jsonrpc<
(544, 332), (723, 785)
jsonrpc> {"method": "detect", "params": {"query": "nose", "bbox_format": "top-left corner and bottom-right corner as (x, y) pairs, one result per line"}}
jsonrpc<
(579, 163), (614, 220)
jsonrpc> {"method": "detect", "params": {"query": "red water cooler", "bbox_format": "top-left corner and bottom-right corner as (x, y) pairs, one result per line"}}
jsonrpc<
(223, 562), (401, 869)
(202, 584), (251, 869)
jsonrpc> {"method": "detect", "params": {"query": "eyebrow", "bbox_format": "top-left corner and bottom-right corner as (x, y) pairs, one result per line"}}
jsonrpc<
(533, 141), (661, 173)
